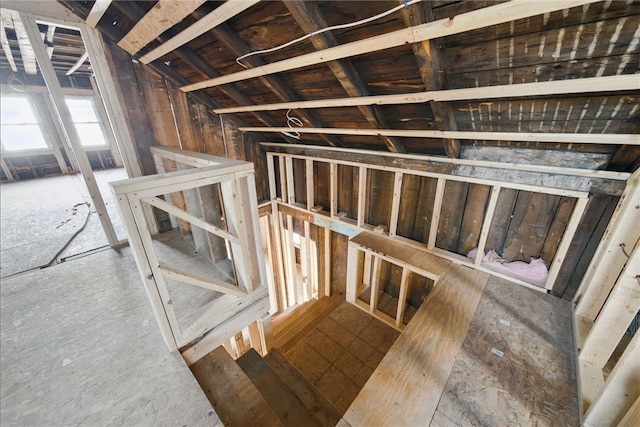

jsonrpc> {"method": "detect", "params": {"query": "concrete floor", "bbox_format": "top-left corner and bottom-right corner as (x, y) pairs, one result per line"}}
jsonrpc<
(0, 171), (220, 425)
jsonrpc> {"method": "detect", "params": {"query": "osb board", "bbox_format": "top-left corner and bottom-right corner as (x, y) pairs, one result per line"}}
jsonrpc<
(344, 265), (489, 426)
(432, 276), (578, 427)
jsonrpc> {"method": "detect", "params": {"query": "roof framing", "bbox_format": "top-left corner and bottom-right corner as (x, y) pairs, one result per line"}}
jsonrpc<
(181, 0), (600, 92)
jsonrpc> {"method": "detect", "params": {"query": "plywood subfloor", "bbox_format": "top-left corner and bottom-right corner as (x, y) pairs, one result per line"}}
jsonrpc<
(0, 246), (218, 425)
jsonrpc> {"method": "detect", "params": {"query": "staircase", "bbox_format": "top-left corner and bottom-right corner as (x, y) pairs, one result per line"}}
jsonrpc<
(190, 295), (345, 426)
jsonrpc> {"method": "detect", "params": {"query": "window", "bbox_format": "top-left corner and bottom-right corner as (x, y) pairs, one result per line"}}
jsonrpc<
(1, 95), (49, 151)
(65, 97), (108, 147)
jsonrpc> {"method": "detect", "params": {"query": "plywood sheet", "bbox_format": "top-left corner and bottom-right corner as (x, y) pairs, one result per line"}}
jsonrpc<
(434, 276), (578, 426)
(344, 264), (489, 426)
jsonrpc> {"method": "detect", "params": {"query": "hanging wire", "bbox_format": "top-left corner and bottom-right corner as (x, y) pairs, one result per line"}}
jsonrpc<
(235, 0), (423, 68)
(280, 109), (303, 140)
(7, 74), (26, 92)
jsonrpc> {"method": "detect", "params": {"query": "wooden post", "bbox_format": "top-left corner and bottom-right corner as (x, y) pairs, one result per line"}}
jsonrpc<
(395, 267), (409, 329)
(306, 159), (314, 210)
(475, 186), (501, 265)
(357, 166), (367, 227)
(428, 178), (446, 250)
(369, 256), (382, 314)
(330, 162), (337, 217)
(345, 243), (359, 304)
(389, 172), (403, 236)
(267, 153), (276, 200)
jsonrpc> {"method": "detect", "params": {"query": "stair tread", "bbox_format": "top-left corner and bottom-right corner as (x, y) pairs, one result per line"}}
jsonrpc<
(264, 349), (341, 427)
(190, 347), (283, 427)
(237, 349), (323, 427)
(274, 294), (345, 351)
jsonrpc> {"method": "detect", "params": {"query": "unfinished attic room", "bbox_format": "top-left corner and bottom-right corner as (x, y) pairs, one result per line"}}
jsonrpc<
(1, 0), (639, 425)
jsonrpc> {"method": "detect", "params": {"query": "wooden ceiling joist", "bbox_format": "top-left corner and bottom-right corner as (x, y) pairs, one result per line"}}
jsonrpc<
(181, 0), (599, 92)
(402, 1), (459, 158)
(240, 126), (640, 146)
(213, 74), (640, 114)
(208, 20), (342, 147)
(85, 0), (112, 28)
(117, 0), (207, 55)
(0, 19), (17, 72)
(285, 0), (405, 153)
(139, 0), (260, 65)
(2, 9), (37, 74)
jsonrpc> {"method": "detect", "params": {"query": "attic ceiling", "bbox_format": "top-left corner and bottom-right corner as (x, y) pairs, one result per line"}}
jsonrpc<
(5, 0), (640, 170)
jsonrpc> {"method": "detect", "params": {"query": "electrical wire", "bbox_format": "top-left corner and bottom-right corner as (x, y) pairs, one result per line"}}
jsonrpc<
(280, 109), (303, 140)
(235, 0), (422, 68)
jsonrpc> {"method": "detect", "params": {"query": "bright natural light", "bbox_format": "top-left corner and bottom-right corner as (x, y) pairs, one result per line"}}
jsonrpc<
(65, 97), (108, 147)
(1, 95), (49, 151)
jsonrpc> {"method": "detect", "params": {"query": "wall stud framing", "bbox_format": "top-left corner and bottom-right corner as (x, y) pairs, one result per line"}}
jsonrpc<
(475, 185), (501, 265)
(389, 172), (404, 237)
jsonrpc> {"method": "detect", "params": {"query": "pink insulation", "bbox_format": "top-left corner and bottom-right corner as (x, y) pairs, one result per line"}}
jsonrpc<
(467, 248), (549, 284)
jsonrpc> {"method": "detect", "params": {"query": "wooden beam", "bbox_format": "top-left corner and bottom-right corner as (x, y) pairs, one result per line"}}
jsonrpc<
(182, 0), (599, 91)
(3, 10), (37, 74)
(244, 127), (640, 146)
(206, 20), (342, 147)
(0, 20), (17, 72)
(44, 25), (55, 58)
(214, 74), (640, 114)
(160, 264), (247, 297)
(21, 12), (120, 245)
(65, 50), (88, 75)
(285, 0), (405, 153)
(85, 0), (111, 28)
(402, 1), (459, 158)
(117, 0), (207, 55)
(139, 0), (260, 64)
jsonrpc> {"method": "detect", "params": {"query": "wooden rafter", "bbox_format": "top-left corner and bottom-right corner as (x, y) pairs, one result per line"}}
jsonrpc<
(85, 0), (112, 28)
(139, 0), (260, 64)
(402, 1), (459, 158)
(65, 50), (88, 75)
(213, 75), (640, 114)
(44, 25), (55, 58)
(285, 1), (405, 153)
(2, 9), (37, 74)
(111, 1), (296, 143)
(181, 0), (599, 91)
(242, 126), (640, 145)
(207, 20), (342, 147)
(0, 19), (17, 72)
(117, 0), (207, 55)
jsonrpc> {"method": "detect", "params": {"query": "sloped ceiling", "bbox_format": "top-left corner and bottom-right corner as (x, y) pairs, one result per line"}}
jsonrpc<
(43, 1), (640, 170)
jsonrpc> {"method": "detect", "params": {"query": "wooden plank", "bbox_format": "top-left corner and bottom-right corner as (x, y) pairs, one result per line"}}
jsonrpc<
(245, 126), (640, 145)
(357, 166), (366, 227)
(618, 395), (640, 427)
(475, 186), (501, 265)
(85, 0), (111, 28)
(388, 172), (403, 237)
(575, 170), (640, 318)
(214, 75), (640, 114)
(344, 265), (489, 426)
(182, 0), (599, 91)
(4, 10), (37, 74)
(139, 0), (260, 64)
(583, 332), (640, 427)
(117, 0), (206, 55)
(0, 20), (17, 72)
(580, 240), (639, 368)
(264, 349), (341, 427)
(160, 264), (246, 297)
(237, 349), (322, 427)
(428, 178), (445, 250)
(395, 267), (409, 329)
(190, 346), (283, 426)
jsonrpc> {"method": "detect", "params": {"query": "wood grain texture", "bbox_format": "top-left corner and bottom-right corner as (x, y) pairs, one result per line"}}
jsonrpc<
(344, 264), (489, 426)
(191, 347), (283, 427)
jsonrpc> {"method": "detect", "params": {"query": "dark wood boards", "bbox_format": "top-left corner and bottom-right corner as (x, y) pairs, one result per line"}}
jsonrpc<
(190, 347), (283, 427)
(237, 348), (323, 427)
(264, 349), (342, 427)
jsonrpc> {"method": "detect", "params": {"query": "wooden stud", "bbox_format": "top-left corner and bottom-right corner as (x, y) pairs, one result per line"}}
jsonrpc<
(575, 170), (640, 319)
(395, 267), (410, 329)
(357, 166), (367, 228)
(182, 0), (599, 91)
(260, 215), (279, 314)
(22, 13), (119, 246)
(323, 227), (331, 298)
(285, 156), (295, 205)
(159, 264), (247, 297)
(544, 197), (589, 290)
(330, 162), (337, 217)
(345, 243), (359, 304)
(139, 0), (260, 64)
(269, 208), (287, 311)
(428, 178), (446, 250)
(245, 127), (640, 146)
(117, 0), (207, 55)
(305, 159), (314, 211)
(369, 256), (381, 314)
(266, 153), (276, 201)
(475, 186), (501, 265)
(618, 395), (640, 427)
(582, 332), (640, 427)
(389, 172), (404, 237)
(285, 214), (300, 304)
